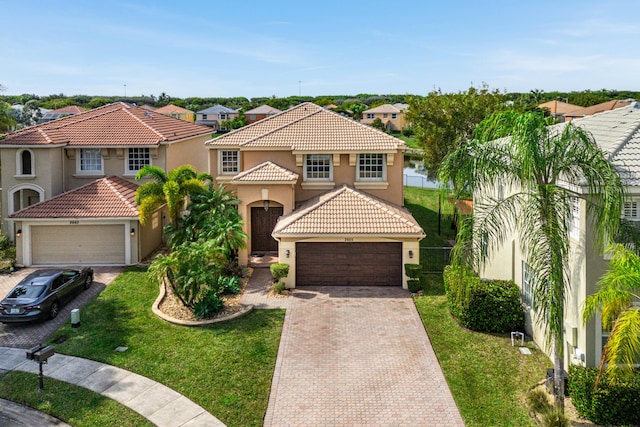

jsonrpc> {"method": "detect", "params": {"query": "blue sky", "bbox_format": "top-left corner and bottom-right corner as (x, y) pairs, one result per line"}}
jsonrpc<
(3, 1), (640, 98)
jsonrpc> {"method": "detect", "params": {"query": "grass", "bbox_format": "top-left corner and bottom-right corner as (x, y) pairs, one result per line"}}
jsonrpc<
(0, 371), (152, 426)
(396, 134), (419, 148)
(44, 267), (283, 427)
(404, 186), (456, 246)
(405, 186), (553, 427)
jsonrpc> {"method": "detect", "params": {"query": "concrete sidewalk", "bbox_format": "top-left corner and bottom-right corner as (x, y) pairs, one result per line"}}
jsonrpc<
(0, 347), (225, 427)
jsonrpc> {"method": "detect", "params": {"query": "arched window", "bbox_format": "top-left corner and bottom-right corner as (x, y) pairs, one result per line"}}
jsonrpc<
(21, 150), (32, 175)
(16, 149), (35, 176)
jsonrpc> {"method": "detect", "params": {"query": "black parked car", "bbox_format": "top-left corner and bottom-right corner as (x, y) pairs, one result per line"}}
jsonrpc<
(0, 268), (93, 323)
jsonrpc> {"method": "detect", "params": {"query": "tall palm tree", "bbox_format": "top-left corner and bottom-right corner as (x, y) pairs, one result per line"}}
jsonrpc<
(583, 244), (640, 382)
(439, 110), (624, 410)
(135, 165), (211, 227)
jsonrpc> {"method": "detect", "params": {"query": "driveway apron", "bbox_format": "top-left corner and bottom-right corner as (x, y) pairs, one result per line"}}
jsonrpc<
(264, 286), (464, 426)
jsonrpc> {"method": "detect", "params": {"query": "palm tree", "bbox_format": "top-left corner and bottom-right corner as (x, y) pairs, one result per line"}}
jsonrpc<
(583, 244), (640, 382)
(439, 110), (624, 410)
(135, 165), (211, 227)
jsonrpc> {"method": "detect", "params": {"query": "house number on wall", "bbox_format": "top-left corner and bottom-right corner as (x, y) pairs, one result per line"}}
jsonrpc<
(69, 220), (79, 225)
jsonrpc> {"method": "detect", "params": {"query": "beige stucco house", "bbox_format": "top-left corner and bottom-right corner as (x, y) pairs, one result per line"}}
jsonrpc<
(0, 102), (212, 266)
(154, 104), (196, 122)
(207, 102), (425, 289)
(476, 104), (640, 370)
(360, 103), (409, 131)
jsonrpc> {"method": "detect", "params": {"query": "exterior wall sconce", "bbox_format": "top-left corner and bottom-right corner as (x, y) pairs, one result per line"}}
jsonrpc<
(285, 249), (290, 258)
(16, 229), (22, 238)
(130, 228), (136, 236)
(263, 200), (270, 211)
(408, 250), (413, 259)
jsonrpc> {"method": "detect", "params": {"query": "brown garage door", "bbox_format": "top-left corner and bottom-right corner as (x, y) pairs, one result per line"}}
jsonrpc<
(296, 242), (402, 286)
(31, 224), (126, 265)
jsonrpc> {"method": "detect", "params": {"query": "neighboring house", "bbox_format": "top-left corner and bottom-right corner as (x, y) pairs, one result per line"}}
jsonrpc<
(537, 100), (581, 122)
(564, 99), (632, 121)
(154, 104), (196, 123)
(360, 103), (409, 131)
(0, 102), (213, 267)
(207, 102), (425, 289)
(477, 104), (640, 371)
(243, 105), (282, 124)
(195, 105), (239, 131)
(38, 105), (86, 124)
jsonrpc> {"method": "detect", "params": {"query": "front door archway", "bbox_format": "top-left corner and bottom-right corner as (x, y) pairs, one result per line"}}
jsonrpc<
(251, 205), (283, 253)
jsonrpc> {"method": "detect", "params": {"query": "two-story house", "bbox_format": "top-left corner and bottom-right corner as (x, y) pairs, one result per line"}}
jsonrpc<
(0, 102), (212, 266)
(154, 104), (196, 122)
(243, 105), (282, 124)
(207, 102), (424, 289)
(195, 105), (239, 131)
(360, 103), (409, 131)
(477, 104), (640, 371)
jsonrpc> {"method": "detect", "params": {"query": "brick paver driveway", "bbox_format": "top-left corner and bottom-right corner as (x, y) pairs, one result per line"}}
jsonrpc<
(0, 267), (122, 348)
(264, 286), (464, 427)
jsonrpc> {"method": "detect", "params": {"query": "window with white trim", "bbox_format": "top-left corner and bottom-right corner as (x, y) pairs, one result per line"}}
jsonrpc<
(522, 261), (534, 307)
(366, 113), (375, 119)
(569, 196), (580, 239)
(624, 201), (638, 219)
(304, 154), (332, 180)
(391, 113), (397, 119)
(357, 153), (385, 181)
(79, 148), (102, 173)
(219, 150), (239, 175)
(17, 149), (34, 175)
(127, 148), (151, 174)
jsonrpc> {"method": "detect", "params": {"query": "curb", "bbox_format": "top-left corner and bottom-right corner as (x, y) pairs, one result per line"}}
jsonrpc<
(151, 278), (254, 326)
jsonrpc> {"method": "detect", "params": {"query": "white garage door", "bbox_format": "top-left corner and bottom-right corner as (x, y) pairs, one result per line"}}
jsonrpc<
(31, 225), (126, 265)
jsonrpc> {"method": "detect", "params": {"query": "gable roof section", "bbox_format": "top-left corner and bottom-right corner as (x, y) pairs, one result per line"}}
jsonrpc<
(9, 176), (139, 219)
(538, 100), (581, 115)
(0, 102), (212, 147)
(565, 100), (632, 118)
(554, 104), (640, 186)
(197, 105), (238, 114)
(208, 102), (404, 151)
(272, 185), (424, 237)
(244, 105), (282, 115)
(154, 104), (194, 115)
(230, 161), (299, 184)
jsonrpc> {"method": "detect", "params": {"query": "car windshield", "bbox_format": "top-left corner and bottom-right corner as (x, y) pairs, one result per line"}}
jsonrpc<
(7, 285), (47, 299)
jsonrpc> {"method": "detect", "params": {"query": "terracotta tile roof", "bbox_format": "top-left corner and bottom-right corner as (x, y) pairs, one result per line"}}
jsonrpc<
(154, 104), (194, 115)
(565, 100), (632, 118)
(231, 161), (299, 183)
(538, 100), (581, 115)
(0, 102), (212, 147)
(9, 176), (139, 219)
(244, 105), (282, 115)
(208, 102), (404, 151)
(52, 105), (85, 114)
(272, 185), (424, 237)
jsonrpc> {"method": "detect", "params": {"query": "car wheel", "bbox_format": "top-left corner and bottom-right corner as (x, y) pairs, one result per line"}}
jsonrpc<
(49, 301), (60, 319)
(84, 274), (93, 289)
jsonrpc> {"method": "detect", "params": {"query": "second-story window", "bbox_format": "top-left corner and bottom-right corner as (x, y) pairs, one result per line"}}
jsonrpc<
(357, 153), (385, 180)
(220, 114), (228, 120)
(127, 148), (151, 174)
(366, 113), (375, 119)
(304, 154), (332, 180)
(202, 114), (208, 120)
(220, 150), (239, 174)
(18, 149), (34, 175)
(391, 113), (397, 119)
(79, 148), (102, 173)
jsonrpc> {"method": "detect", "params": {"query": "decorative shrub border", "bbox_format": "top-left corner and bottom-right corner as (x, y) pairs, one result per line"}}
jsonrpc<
(152, 276), (254, 326)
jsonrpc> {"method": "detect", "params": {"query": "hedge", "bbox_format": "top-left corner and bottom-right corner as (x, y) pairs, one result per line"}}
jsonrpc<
(568, 365), (640, 425)
(443, 264), (524, 333)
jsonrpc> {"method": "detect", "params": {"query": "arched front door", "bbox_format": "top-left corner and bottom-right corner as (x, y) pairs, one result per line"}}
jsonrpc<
(250, 203), (282, 253)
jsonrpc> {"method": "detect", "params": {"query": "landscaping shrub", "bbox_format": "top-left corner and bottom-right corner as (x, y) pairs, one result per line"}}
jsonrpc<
(404, 263), (422, 279)
(443, 264), (524, 332)
(568, 365), (640, 425)
(0, 234), (10, 251)
(273, 281), (285, 294)
(402, 127), (414, 137)
(526, 388), (551, 414)
(270, 263), (289, 282)
(540, 407), (569, 427)
(218, 275), (241, 295)
(193, 289), (224, 318)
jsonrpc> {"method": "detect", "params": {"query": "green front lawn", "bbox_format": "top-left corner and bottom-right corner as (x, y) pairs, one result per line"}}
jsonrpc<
(0, 371), (152, 427)
(405, 187), (552, 426)
(41, 267), (283, 427)
(404, 186), (456, 246)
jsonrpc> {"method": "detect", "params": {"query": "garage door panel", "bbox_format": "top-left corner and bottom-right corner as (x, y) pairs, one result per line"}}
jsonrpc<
(31, 225), (126, 265)
(296, 242), (401, 286)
